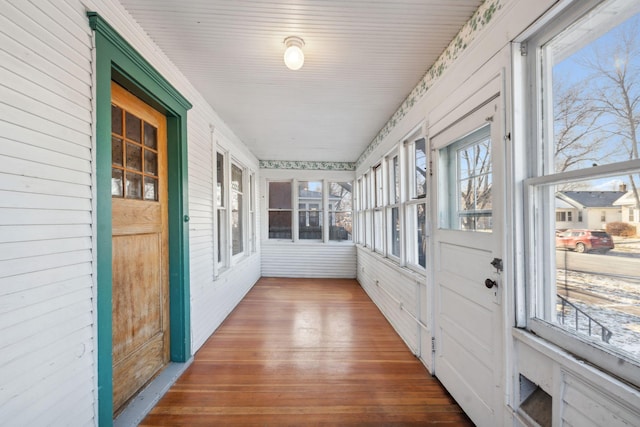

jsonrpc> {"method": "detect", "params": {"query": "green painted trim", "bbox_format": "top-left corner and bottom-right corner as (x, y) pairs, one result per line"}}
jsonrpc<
(89, 11), (192, 426)
(88, 13), (192, 111)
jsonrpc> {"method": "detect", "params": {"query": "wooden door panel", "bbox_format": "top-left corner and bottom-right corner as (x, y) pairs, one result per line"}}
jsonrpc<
(111, 82), (169, 415)
(112, 233), (163, 359)
(113, 333), (164, 412)
(112, 199), (161, 235)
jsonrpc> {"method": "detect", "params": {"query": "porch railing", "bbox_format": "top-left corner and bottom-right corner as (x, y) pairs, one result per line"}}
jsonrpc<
(556, 294), (613, 343)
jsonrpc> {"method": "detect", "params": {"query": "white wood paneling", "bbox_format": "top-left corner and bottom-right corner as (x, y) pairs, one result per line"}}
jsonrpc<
(261, 242), (356, 278)
(0, 0), (260, 424)
(118, 0), (483, 162)
(0, 0), (95, 422)
(357, 247), (426, 360)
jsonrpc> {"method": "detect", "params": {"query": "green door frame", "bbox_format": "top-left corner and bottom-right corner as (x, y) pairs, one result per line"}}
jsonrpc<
(88, 13), (192, 426)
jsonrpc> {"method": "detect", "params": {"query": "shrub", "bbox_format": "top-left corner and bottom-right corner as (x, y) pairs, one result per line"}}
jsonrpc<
(606, 222), (637, 237)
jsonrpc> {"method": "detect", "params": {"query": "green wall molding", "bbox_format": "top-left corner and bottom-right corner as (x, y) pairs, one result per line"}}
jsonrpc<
(260, 160), (356, 171)
(88, 11), (192, 426)
(356, 0), (503, 167)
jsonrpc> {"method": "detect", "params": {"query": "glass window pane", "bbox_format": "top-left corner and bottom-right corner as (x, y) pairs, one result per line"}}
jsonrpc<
(537, 174), (640, 363)
(444, 125), (492, 231)
(112, 137), (123, 167)
(232, 193), (243, 255)
(329, 182), (353, 211)
(111, 168), (123, 197)
(269, 182), (292, 209)
(111, 104), (123, 136)
(415, 138), (427, 197)
(330, 211), (352, 241)
(144, 122), (157, 149)
(144, 176), (157, 201)
(374, 209), (383, 252)
(232, 164), (243, 193)
(144, 150), (157, 176)
(299, 211), (322, 240)
(125, 172), (142, 199)
(391, 207), (400, 257)
(268, 211), (292, 239)
(126, 143), (142, 172)
(374, 166), (383, 207)
(217, 153), (224, 208)
(546, 7), (640, 173)
(125, 111), (141, 143)
(299, 181), (322, 203)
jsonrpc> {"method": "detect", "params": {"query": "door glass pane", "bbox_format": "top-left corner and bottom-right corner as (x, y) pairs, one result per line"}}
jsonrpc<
(126, 143), (142, 171)
(125, 111), (141, 142)
(112, 168), (123, 197)
(144, 176), (157, 201)
(144, 150), (158, 176)
(112, 137), (123, 167)
(126, 172), (142, 199)
(443, 124), (492, 231)
(112, 104), (123, 135)
(144, 122), (157, 149)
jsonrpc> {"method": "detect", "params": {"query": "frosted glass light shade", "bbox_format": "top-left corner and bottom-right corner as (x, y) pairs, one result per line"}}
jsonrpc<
(283, 36), (305, 70)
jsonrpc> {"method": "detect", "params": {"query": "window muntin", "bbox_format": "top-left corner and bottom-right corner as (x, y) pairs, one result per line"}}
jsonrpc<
(268, 181), (293, 239)
(329, 182), (353, 241)
(231, 164), (244, 255)
(525, 0), (640, 385)
(298, 181), (323, 240)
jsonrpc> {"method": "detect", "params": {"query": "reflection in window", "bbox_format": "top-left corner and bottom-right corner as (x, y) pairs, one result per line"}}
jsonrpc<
(299, 181), (322, 240)
(329, 182), (353, 241)
(268, 181), (292, 239)
(231, 164), (243, 255)
(534, 175), (639, 363)
(445, 125), (492, 231)
(525, 0), (640, 385)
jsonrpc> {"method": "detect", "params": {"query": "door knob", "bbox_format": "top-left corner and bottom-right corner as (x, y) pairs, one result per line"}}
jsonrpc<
(485, 278), (497, 289)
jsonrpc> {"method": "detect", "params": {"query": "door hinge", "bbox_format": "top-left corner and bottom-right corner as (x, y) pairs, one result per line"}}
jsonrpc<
(431, 336), (436, 353)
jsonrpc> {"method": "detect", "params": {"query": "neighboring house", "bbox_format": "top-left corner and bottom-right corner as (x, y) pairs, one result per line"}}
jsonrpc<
(613, 190), (640, 232)
(555, 191), (626, 230)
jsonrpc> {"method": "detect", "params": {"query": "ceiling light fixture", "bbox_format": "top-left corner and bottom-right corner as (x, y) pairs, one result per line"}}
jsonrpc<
(283, 36), (305, 70)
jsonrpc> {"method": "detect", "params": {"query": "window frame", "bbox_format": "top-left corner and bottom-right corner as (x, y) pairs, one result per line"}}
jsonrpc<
(520, 0), (640, 386)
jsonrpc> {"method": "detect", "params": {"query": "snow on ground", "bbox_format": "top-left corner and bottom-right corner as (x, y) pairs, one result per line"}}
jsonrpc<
(556, 267), (640, 359)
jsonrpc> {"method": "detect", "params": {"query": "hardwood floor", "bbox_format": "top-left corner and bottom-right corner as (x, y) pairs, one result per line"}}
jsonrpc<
(141, 277), (473, 426)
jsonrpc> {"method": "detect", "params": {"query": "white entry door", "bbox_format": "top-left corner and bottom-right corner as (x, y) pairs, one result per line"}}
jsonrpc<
(431, 82), (505, 426)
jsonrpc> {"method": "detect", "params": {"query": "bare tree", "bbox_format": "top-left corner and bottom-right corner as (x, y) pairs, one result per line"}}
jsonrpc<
(553, 75), (606, 173)
(577, 16), (640, 208)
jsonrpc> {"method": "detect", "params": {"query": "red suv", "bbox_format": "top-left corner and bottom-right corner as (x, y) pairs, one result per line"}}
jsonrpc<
(555, 229), (614, 253)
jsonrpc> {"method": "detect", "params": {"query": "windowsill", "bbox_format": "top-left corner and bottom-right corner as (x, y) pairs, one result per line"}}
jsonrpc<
(213, 251), (259, 281)
(262, 239), (356, 245)
(356, 245), (426, 280)
(512, 328), (640, 394)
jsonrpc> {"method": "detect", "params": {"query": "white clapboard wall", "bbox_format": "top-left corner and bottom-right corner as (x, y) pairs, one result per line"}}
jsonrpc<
(0, 0), (260, 424)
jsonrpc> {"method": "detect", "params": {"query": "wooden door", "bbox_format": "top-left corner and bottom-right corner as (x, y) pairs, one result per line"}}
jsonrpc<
(431, 93), (504, 426)
(111, 82), (169, 414)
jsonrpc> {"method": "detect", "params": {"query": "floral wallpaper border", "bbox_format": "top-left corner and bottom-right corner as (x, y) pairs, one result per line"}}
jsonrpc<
(259, 160), (356, 171)
(356, 0), (503, 167)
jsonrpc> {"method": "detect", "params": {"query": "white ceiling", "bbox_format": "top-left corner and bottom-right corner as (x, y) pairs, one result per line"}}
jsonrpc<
(119, 0), (483, 162)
